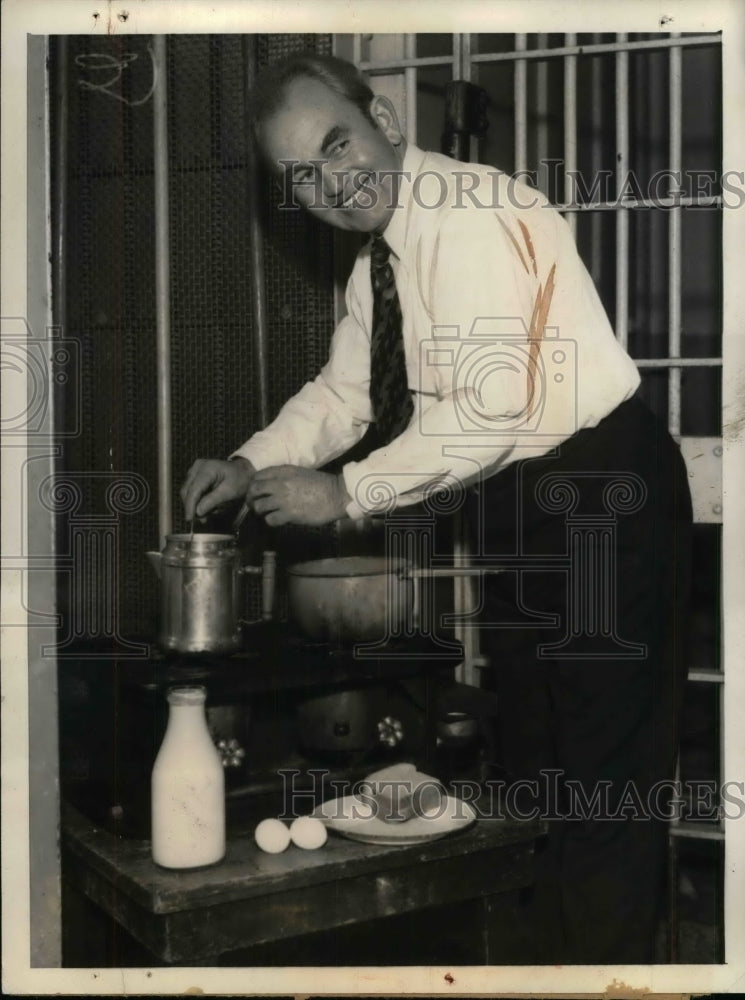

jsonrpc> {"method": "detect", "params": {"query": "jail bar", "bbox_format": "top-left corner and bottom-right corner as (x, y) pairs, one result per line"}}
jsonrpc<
(514, 34), (528, 174)
(243, 37), (270, 429)
(668, 766), (725, 843)
(536, 34), (549, 196)
(450, 29), (466, 681)
(153, 35), (172, 546)
(453, 31), (478, 686)
(669, 36), (683, 437)
(462, 32), (473, 83)
(461, 35), (480, 160)
(564, 34), (578, 239)
(361, 54), (459, 73)
(471, 33), (720, 64)
(615, 34), (629, 350)
(635, 357), (721, 368)
(453, 514), (477, 687)
(404, 34), (417, 143)
(689, 669), (724, 683)
(558, 195), (722, 211)
(590, 34), (603, 284)
(361, 34), (718, 74)
(671, 824), (724, 841)
(452, 32), (461, 80)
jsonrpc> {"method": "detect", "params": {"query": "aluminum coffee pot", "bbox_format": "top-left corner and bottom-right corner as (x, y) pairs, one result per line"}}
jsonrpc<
(147, 534), (275, 654)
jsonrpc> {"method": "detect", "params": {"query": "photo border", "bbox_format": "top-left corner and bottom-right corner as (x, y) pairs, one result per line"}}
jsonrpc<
(2, 0), (745, 995)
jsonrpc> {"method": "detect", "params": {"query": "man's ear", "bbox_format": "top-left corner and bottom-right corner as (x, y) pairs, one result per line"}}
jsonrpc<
(369, 95), (403, 145)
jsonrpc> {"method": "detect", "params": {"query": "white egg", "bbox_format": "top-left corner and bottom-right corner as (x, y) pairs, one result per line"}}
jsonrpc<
(290, 815), (328, 850)
(254, 818), (291, 854)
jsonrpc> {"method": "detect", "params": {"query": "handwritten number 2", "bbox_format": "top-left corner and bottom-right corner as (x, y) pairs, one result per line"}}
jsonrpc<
(75, 44), (157, 107)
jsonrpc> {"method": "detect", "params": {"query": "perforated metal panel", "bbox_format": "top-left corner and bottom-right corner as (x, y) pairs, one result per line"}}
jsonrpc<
(55, 33), (335, 638)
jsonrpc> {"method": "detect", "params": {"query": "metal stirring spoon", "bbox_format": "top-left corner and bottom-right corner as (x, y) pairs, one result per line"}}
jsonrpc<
(231, 496), (252, 538)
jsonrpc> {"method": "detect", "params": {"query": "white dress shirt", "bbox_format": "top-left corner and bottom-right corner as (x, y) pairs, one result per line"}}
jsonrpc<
(232, 143), (640, 518)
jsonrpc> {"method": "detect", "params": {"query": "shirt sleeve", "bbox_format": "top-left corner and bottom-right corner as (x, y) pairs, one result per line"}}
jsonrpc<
(341, 204), (556, 518)
(230, 268), (373, 471)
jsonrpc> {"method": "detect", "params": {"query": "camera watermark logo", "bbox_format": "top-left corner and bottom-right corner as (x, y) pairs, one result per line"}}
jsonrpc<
(1, 318), (81, 438)
(419, 316), (577, 442)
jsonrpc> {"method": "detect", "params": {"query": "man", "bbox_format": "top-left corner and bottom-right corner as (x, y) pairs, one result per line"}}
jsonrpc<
(181, 53), (691, 964)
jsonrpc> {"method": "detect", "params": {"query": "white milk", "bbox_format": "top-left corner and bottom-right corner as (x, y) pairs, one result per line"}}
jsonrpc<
(151, 685), (226, 869)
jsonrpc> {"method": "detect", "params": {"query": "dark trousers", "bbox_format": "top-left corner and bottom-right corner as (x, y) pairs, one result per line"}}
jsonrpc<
(468, 394), (692, 964)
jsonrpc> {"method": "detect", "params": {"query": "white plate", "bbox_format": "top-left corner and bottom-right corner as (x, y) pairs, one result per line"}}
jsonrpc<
(312, 794), (477, 846)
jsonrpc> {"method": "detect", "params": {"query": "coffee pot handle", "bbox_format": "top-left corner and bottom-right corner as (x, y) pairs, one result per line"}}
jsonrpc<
(239, 550), (276, 621)
(260, 550), (276, 620)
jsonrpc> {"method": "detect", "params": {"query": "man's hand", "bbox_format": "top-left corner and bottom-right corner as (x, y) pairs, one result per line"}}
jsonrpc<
(249, 466), (351, 526)
(180, 457), (256, 521)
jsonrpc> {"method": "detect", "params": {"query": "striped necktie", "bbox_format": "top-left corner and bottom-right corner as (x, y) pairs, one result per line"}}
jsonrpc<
(369, 234), (414, 446)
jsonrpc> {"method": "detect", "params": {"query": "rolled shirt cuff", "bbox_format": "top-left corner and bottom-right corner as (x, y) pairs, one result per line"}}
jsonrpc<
(228, 443), (276, 472)
(341, 462), (369, 519)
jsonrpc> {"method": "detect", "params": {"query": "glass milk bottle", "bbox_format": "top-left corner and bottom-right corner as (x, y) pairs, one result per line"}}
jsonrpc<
(151, 685), (226, 869)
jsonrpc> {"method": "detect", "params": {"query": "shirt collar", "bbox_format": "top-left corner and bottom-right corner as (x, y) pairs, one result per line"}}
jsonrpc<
(379, 142), (426, 261)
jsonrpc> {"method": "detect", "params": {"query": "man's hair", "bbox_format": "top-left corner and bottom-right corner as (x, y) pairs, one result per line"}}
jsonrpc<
(247, 53), (376, 133)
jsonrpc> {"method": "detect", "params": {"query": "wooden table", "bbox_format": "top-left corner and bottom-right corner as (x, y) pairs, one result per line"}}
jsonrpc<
(62, 800), (542, 966)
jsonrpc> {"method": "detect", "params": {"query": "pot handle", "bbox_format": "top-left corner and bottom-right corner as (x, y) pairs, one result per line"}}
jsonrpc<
(404, 565), (506, 579)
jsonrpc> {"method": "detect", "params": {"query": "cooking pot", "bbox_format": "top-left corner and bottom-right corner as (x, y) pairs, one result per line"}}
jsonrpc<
(287, 556), (413, 643)
(286, 555), (506, 643)
(146, 534), (274, 654)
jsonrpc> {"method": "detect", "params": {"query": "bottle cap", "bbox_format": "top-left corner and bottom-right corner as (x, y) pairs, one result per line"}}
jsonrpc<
(167, 685), (207, 705)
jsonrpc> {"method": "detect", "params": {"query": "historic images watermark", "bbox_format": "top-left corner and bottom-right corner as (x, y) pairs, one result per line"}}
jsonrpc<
(274, 160), (742, 212)
(277, 767), (745, 824)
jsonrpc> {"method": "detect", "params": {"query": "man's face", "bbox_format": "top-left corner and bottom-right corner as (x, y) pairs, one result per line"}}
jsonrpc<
(257, 76), (404, 234)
